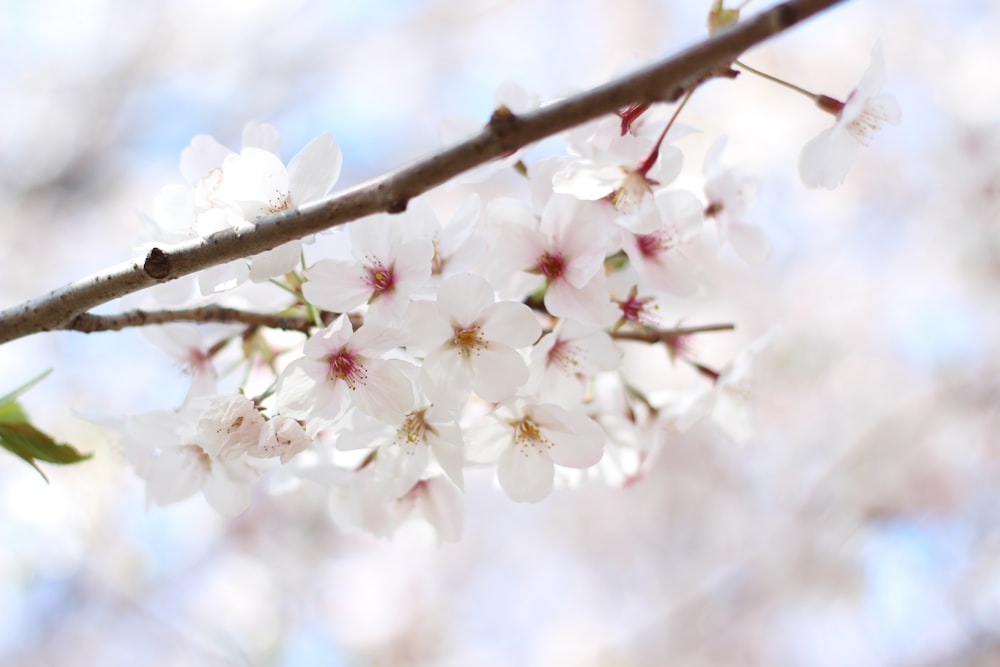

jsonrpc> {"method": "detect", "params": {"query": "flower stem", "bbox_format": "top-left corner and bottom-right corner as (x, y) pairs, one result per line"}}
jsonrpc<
(735, 59), (820, 102)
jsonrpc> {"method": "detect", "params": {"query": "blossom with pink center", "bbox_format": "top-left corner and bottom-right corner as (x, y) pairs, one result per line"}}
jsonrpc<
(274, 315), (415, 425)
(490, 194), (616, 325)
(468, 400), (605, 503)
(526, 318), (621, 407)
(703, 137), (770, 264)
(408, 273), (541, 409)
(304, 214), (434, 324)
(799, 42), (901, 189)
(621, 189), (704, 296)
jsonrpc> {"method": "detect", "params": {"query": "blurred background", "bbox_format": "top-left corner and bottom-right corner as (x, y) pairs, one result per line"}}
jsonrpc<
(2, 0), (1000, 664)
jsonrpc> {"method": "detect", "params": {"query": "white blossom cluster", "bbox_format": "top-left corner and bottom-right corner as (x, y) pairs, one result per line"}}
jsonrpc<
(113, 44), (898, 542)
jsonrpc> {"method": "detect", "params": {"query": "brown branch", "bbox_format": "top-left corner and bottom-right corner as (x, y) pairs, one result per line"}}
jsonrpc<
(66, 306), (314, 334)
(0, 0), (847, 346)
(611, 323), (736, 343)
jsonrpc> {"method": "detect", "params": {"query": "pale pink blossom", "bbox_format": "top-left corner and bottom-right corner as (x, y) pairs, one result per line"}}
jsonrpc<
(526, 318), (621, 407)
(799, 42), (901, 189)
(274, 315), (415, 425)
(304, 214), (434, 324)
(408, 273), (541, 409)
(491, 194), (617, 325)
(704, 137), (770, 264)
(469, 400), (604, 503)
(117, 398), (263, 517)
(621, 189), (704, 296)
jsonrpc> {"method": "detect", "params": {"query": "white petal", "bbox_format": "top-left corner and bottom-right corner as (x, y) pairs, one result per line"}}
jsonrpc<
(726, 221), (771, 265)
(421, 346), (473, 410)
(288, 133), (343, 205)
(352, 359), (417, 421)
(480, 301), (541, 347)
(180, 135), (232, 184)
(426, 422), (465, 491)
(249, 240), (301, 281)
(303, 259), (371, 312)
(437, 273), (494, 326)
(470, 344), (530, 402)
(414, 478), (464, 542)
(544, 272), (616, 326)
(202, 462), (256, 517)
(406, 299), (452, 352)
(241, 121), (281, 153)
(498, 444), (555, 503)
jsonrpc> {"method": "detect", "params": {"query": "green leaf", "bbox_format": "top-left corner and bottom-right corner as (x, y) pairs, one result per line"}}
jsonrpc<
(0, 370), (91, 482)
(0, 368), (52, 406)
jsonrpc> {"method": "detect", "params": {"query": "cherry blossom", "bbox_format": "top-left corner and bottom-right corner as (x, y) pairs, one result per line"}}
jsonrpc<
(490, 193), (617, 325)
(703, 137), (770, 265)
(150, 121), (342, 294)
(303, 214), (434, 324)
(621, 189), (704, 296)
(407, 273), (541, 409)
(799, 42), (901, 189)
(116, 397), (263, 517)
(215, 131), (343, 281)
(469, 400), (605, 502)
(336, 365), (465, 499)
(274, 315), (415, 425)
(526, 318), (621, 407)
(399, 195), (487, 280)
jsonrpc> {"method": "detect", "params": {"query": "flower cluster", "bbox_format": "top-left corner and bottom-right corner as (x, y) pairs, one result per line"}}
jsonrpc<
(114, 38), (899, 542)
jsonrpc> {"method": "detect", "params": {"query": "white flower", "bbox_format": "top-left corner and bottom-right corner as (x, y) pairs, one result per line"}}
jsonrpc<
(149, 122), (343, 294)
(469, 400), (604, 503)
(195, 393), (267, 459)
(216, 131), (342, 281)
(399, 195), (487, 280)
(408, 273), (541, 409)
(251, 415), (312, 464)
(303, 214), (434, 324)
(117, 399), (263, 517)
(336, 365), (465, 499)
(527, 318), (621, 407)
(491, 194), (617, 325)
(274, 315), (416, 425)
(621, 189), (704, 296)
(799, 42), (901, 189)
(703, 137), (770, 265)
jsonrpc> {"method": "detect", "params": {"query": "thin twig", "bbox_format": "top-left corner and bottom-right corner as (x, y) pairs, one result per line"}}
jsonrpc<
(64, 304), (737, 350)
(612, 323), (736, 344)
(0, 0), (846, 346)
(67, 307), (314, 334)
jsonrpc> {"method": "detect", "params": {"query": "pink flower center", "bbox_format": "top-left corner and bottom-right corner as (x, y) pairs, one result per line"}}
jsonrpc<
(364, 260), (396, 298)
(537, 251), (566, 280)
(617, 292), (657, 325)
(325, 349), (367, 389)
(636, 231), (673, 259)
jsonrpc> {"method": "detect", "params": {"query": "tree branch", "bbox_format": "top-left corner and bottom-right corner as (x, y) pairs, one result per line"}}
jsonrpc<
(66, 306), (314, 334)
(612, 323), (737, 344)
(61, 303), (736, 345)
(0, 0), (846, 346)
